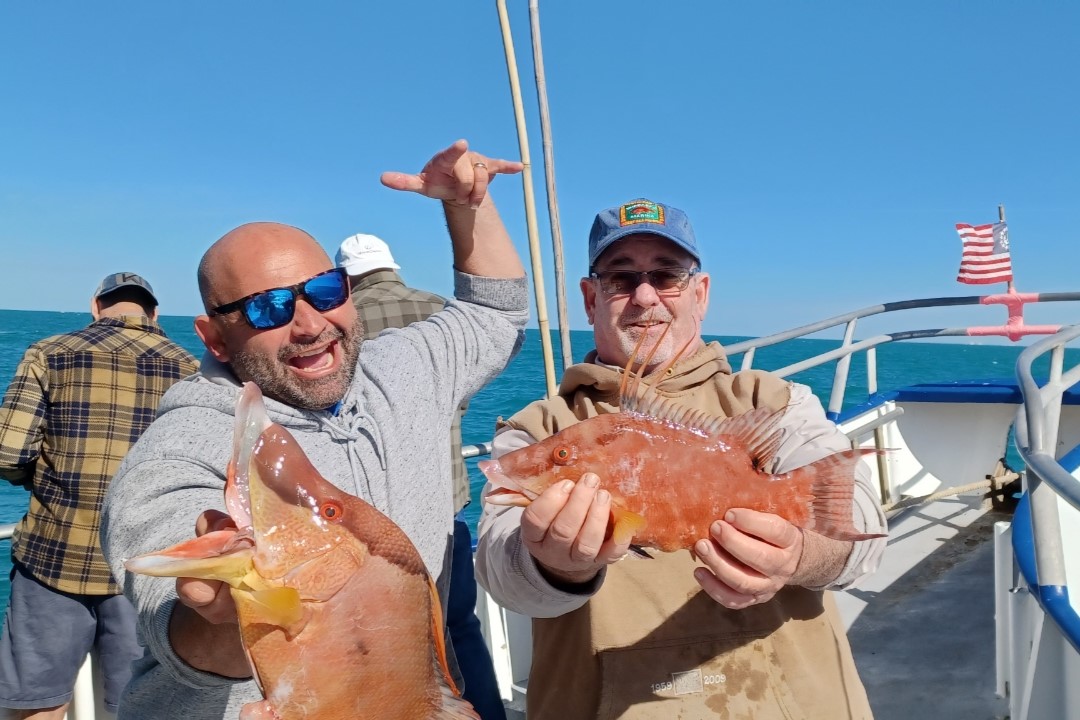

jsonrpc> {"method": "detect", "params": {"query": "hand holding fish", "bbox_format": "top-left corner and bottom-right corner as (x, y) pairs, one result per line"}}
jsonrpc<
(692, 508), (861, 609)
(380, 138), (524, 209)
(168, 509), (252, 678)
(519, 472), (632, 586)
(691, 509), (804, 609)
(178, 510), (240, 622)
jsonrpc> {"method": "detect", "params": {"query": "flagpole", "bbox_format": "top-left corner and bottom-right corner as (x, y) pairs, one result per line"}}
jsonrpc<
(999, 203), (1014, 293)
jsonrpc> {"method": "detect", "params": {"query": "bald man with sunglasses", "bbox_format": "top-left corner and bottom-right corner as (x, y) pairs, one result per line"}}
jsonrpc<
(100, 140), (529, 720)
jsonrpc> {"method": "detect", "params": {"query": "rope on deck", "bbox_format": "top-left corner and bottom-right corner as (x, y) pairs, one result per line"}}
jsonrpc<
(881, 480), (994, 513)
(880, 465), (1022, 514)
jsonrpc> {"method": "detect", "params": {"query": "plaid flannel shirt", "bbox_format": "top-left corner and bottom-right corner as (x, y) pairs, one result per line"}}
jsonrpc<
(351, 270), (470, 513)
(0, 316), (198, 595)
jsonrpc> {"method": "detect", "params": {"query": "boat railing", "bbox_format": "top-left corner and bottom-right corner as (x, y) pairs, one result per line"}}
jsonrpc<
(725, 291), (1080, 422)
(460, 291), (1080, 507)
(462, 442), (493, 459)
(1012, 324), (1080, 651)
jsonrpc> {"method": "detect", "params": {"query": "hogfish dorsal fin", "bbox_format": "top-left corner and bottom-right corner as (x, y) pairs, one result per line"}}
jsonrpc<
(622, 391), (724, 436)
(712, 406), (787, 472)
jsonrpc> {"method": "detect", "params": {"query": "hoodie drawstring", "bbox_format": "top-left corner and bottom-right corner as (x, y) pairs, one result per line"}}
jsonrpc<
(314, 412), (386, 509)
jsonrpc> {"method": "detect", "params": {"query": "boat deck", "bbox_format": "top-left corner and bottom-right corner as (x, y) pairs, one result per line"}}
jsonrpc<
(843, 496), (1011, 720)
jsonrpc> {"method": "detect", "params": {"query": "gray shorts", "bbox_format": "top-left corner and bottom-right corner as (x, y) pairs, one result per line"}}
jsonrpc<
(0, 562), (141, 712)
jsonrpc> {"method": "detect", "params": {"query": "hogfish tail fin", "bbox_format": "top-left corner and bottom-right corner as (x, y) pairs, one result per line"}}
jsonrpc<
(798, 449), (888, 542)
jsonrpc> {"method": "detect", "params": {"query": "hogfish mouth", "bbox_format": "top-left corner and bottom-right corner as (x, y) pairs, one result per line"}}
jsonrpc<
(478, 459), (538, 507)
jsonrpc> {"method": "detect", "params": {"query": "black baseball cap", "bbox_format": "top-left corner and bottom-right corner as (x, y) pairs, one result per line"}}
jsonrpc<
(94, 272), (159, 306)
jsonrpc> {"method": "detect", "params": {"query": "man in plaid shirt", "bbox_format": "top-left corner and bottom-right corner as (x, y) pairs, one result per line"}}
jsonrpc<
(337, 233), (506, 720)
(0, 273), (198, 719)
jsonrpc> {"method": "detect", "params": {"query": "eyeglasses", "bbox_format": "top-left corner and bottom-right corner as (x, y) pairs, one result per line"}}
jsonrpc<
(209, 268), (351, 330)
(589, 266), (699, 296)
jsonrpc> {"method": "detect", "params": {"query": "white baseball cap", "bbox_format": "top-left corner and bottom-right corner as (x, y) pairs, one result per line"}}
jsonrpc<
(335, 233), (401, 276)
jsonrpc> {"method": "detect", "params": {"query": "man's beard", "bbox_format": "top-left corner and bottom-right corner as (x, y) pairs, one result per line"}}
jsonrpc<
(231, 319), (362, 411)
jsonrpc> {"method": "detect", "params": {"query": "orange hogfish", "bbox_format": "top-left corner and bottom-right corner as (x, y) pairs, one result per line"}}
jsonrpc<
(125, 382), (478, 720)
(480, 328), (884, 553)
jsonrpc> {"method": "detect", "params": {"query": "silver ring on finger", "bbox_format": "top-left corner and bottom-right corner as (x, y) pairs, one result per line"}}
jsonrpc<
(473, 161), (488, 169)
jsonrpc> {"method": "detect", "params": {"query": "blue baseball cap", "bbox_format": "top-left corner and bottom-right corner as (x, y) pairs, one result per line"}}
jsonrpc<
(588, 199), (700, 269)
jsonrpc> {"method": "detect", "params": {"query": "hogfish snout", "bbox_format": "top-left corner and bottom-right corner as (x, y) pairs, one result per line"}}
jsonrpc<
(477, 458), (541, 507)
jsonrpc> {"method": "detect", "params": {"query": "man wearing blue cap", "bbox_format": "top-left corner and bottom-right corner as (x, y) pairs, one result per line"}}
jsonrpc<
(0, 273), (197, 719)
(475, 199), (886, 718)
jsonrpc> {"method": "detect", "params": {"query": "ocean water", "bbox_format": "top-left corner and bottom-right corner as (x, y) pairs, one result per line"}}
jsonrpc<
(0, 308), (1074, 614)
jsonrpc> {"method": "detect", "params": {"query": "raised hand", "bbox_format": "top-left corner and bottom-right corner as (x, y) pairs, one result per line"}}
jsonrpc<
(380, 139), (523, 209)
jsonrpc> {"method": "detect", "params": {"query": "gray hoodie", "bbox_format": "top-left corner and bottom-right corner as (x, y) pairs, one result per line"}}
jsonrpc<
(101, 272), (527, 719)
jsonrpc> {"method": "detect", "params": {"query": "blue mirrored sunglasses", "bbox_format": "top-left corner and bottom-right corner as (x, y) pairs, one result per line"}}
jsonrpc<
(209, 268), (351, 330)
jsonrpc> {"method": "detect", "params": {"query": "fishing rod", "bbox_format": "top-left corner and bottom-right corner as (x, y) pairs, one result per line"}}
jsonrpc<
(496, 0), (576, 398)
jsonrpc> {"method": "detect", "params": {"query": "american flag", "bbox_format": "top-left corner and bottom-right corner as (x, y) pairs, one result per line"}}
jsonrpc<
(955, 222), (1012, 284)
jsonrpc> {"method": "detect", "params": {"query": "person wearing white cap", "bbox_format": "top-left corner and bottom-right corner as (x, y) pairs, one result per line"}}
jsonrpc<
(336, 234), (507, 720)
(337, 233), (401, 275)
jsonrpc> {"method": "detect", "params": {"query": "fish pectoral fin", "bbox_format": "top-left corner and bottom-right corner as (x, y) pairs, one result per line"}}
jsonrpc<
(124, 531), (254, 588)
(802, 449), (890, 542)
(241, 586), (307, 638)
(609, 508), (647, 545)
(711, 406), (786, 471)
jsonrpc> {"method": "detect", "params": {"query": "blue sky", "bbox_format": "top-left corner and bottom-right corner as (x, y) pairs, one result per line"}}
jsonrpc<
(1, 2), (1077, 339)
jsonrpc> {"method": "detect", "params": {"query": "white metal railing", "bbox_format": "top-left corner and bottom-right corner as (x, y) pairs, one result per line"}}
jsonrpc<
(725, 291), (1080, 421)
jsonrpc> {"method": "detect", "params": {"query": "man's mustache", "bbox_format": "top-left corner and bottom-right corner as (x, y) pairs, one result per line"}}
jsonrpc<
(620, 313), (673, 328)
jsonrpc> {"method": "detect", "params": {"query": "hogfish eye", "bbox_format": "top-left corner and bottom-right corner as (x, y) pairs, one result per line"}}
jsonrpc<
(320, 501), (344, 522)
(552, 446), (573, 465)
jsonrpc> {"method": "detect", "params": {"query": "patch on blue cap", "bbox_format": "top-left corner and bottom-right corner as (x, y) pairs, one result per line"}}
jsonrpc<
(619, 201), (665, 227)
